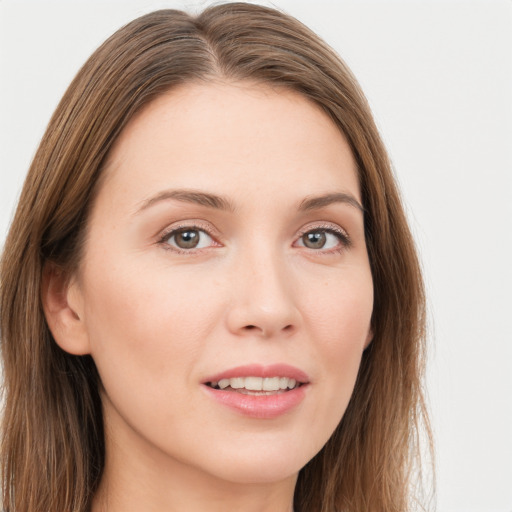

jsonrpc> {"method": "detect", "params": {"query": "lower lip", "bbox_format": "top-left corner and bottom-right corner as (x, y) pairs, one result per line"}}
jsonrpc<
(203, 385), (308, 419)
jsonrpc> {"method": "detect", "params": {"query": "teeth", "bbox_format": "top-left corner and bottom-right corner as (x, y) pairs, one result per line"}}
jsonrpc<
(213, 376), (299, 391)
(230, 377), (244, 389)
(245, 376), (263, 390)
(262, 377), (279, 391)
(218, 379), (230, 389)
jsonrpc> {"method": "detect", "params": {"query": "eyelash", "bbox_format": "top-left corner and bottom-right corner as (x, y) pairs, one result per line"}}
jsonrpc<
(295, 224), (352, 254)
(158, 223), (220, 254)
(157, 222), (351, 255)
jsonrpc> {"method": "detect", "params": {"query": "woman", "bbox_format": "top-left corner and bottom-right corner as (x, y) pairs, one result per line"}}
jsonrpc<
(0, 3), (432, 511)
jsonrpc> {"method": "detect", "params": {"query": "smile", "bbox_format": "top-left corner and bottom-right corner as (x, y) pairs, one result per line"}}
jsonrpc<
(207, 376), (301, 394)
(203, 364), (309, 419)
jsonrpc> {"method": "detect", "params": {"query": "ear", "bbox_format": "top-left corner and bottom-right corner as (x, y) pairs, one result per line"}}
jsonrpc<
(41, 263), (91, 355)
(364, 327), (374, 350)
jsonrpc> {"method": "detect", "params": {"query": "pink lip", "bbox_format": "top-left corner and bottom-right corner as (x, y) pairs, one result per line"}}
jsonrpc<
(202, 364), (310, 419)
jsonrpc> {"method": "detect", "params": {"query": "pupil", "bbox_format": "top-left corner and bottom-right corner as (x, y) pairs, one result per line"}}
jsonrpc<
(176, 230), (199, 248)
(304, 231), (326, 249)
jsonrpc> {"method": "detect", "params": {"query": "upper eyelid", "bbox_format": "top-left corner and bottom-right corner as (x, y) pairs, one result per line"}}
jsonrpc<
(158, 220), (220, 240)
(296, 221), (350, 238)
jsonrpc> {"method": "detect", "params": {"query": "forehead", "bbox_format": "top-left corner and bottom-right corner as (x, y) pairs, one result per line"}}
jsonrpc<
(101, 81), (360, 208)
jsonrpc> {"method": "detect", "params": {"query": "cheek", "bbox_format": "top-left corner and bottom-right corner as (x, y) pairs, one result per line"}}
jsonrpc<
(80, 254), (222, 396)
(302, 265), (373, 349)
(301, 269), (373, 420)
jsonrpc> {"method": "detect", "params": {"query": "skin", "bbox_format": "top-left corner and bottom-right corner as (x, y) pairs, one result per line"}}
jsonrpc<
(44, 81), (374, 512)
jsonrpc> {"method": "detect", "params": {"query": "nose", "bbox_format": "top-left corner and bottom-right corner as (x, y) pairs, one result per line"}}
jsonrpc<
(225, 247), (300, 339)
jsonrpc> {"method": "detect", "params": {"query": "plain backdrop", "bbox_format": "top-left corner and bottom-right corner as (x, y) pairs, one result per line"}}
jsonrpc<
(1, 1), (511, 511)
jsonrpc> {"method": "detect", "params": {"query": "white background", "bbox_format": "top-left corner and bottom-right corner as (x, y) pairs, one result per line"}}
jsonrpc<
(1, 1), (511, 511)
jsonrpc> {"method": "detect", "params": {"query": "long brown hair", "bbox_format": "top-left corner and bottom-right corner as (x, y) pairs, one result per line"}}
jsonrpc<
(0, 3), (433, 511)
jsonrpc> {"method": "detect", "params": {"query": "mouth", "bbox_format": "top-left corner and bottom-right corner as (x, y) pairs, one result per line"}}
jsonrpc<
(202, 364), (309, 418)
(205, 376), (304, 395)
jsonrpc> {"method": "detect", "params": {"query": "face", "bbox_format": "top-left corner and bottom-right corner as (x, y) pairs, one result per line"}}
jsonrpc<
(69, 82), (373, 486)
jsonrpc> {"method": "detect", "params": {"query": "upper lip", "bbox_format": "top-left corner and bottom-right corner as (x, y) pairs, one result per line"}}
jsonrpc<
(203, 363), (310, 385)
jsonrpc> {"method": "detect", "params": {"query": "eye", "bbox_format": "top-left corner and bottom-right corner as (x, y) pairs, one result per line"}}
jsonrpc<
(161, 226), (216, 251)
(295, 227), (350, 252)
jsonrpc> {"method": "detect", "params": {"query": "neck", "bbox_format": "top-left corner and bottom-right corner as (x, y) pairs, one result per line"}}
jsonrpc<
(92, 458), (297, 512)
(92, 405), (297, 512)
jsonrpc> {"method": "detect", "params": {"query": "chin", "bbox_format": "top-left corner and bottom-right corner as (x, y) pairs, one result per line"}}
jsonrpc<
(210, 460), (301, 486)
(194, 433), (321, 486)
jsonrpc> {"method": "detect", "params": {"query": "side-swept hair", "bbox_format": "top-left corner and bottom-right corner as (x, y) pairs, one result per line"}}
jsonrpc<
(1, 3), (432, 511)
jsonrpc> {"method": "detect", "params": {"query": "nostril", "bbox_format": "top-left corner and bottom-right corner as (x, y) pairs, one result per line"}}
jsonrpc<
(238, 323), (296, 337)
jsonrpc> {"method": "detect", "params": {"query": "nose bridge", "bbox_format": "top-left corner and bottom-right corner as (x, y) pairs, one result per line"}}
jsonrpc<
(227, 235), (299, 337)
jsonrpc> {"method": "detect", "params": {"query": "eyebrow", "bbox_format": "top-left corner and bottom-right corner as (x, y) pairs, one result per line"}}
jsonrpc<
(298, 192), (364, 213)
(134, 189), (364, 216)
(134, 189), (236, 215)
